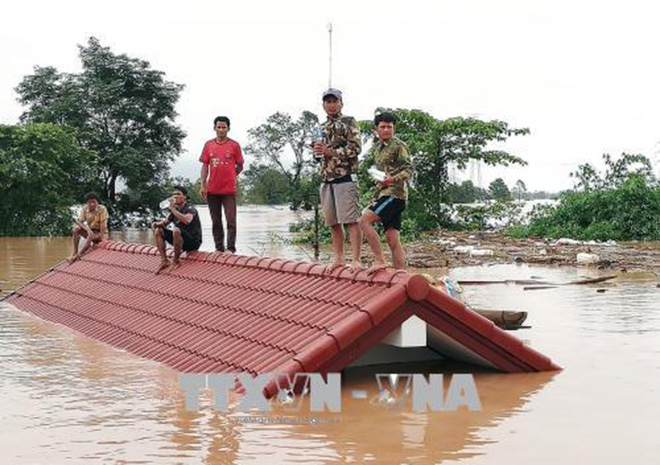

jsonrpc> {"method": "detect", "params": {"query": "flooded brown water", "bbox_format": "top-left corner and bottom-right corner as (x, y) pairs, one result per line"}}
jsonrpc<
(1, 206), (659, 464)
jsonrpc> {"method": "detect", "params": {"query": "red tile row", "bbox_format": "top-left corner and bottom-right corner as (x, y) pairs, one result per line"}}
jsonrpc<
(6, 241), (561, 378)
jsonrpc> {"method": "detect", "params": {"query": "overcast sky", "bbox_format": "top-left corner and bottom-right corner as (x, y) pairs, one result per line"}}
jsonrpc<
(2, 0), (659, 191)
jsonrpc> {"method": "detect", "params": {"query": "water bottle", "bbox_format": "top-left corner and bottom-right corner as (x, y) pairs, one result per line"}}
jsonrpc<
(312, 126), (324, 162)
(313, 126), (323, 143)
(367, 165), (386, 182)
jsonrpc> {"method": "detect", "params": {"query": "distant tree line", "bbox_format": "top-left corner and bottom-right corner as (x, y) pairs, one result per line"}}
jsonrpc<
(443, 178), (556, 204)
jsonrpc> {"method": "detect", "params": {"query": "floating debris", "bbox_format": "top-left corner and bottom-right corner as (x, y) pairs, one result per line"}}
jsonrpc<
(458, 279), (551, 286)
(568, 275), (617, 285)
(577, 252), (600, 265)
(471, 249), (495, 257)
(404, 231), (659, 273)
(454, 245), (474, 254)
(472, 309), (528, 330)
(554, 238), (582, 246)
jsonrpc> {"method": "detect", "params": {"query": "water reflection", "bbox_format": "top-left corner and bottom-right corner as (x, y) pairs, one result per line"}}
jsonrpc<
(264, 366), (558, 464)
(0, 305), (558, 464)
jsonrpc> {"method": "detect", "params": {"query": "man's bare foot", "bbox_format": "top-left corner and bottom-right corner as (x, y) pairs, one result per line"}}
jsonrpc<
(367, 263), (389, 275)
(325, 261), (345, 275)
(347, 262), (365, 272)
(155, 260), (170, 274)
(168, 260), (181, 272)
(67, 254), (79, 264)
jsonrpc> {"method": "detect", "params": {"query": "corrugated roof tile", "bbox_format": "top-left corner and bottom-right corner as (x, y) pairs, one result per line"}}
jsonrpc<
(5, 241), (560, 393)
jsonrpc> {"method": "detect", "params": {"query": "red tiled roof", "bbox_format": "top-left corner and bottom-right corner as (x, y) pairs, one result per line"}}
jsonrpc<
(6, 241), (560, 395)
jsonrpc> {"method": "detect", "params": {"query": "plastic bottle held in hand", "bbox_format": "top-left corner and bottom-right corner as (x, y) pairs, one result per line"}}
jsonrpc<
(312, 126), (324, 162)
(313, 126), (323, 143)
(367, 165), (387, 182)
(159, 198), (172, 211)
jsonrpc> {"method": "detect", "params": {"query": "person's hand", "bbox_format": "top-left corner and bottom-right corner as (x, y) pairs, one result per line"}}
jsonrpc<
(380, 176), (395, 188)
(200, 185), (208, 201)
(313, 142), (332, 158)
(152, 221), (163, 229)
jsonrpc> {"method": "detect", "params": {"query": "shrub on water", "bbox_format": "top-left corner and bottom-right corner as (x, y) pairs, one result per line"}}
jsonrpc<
(581, 222), (618, 241)
(508, 175), (660, 241)
(610, 176), (660, 240)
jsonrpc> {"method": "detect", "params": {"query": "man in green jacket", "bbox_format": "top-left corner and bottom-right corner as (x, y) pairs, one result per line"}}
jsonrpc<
(359, 112), (413, 272)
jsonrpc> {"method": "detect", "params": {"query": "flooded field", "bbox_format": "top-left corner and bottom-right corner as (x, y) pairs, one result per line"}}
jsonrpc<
(1, 206), (659, 464)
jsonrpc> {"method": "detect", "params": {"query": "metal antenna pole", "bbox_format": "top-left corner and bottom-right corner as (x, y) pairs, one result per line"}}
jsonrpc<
(328, 23), (333, 88)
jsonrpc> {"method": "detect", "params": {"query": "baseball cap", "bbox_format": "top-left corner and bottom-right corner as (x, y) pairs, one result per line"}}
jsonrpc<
(322, 88), (343, 101)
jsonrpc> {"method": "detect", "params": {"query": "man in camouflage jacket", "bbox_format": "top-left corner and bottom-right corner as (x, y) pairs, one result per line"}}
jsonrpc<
(313, 88), (363, 270)
(359, 111), (413, 271)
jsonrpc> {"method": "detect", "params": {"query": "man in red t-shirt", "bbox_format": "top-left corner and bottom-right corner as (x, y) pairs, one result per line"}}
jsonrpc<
(199, 116), (244, 253)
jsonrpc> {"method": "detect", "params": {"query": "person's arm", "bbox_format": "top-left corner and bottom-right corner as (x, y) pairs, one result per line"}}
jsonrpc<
(152, 216), (171, 229)
(235, 142), (244, 175)
(168, 203), (193, 225)
(75, 208), (86, 229)
(99, 208), (108, 238)
(200, 163), (209, 200)
(382, 144), (413, 187)
(80, 214), (93, 234)
(392, 144), (413, 183)
(199, 142), (210, 200)
(170, 210), (193, 225)
(315, 118), (362, 164)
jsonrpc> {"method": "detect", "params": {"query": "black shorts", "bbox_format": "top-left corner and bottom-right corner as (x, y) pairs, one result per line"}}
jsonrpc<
(163, 227), (201, 252)
(369, 196), (406, 231)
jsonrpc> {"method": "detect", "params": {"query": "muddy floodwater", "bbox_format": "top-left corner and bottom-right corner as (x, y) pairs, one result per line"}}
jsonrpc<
(1, 206), (659, 464)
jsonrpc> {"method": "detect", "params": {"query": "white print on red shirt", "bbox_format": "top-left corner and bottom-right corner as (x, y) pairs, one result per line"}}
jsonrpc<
(211, 150), (234, 167)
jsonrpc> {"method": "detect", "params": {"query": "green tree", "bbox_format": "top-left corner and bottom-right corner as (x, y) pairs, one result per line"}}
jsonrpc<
(446, 180), (479, 203)
(489, 178), (512, 201)
(446, 180), (490, 204)
(571, 153), (656, 191)
(0, 123), (97, 236)
(15, 37), (186, 217)
(512, 179), (527, 201)
(242, 164), (291, 205)
(245, 111), (320, 209)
